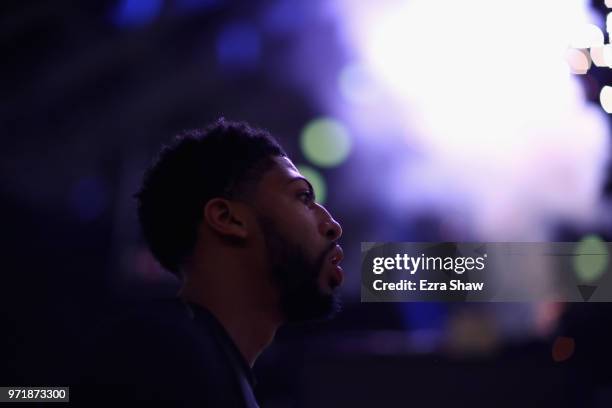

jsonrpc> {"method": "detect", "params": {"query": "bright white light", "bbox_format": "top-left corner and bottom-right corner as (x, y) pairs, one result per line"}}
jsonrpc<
(607, 0), (612, 8)
(330, 0), (609, 240)
(570, 23), (604, 48)
(565, 48), (591, 74)
(604, 44), (612, 66)
(590, 46), (606, 66)
(608, 12), (612, 33)
(600, 86), (612, 113)
(338, 62), (381, 105)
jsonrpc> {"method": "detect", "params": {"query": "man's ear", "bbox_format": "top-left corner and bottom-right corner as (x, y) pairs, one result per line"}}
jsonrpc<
(202, 198), (250, 239)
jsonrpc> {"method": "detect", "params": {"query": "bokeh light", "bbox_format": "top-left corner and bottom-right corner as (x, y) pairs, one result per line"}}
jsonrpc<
(112, 0), (162, 27)
(216, 22), (261, 71)
(551, 336), (575, 362)
(573, 234), (609, 284)
(590, 46), (606, 67)
(300, 118), (351, 168)
(570, 23), (604, 48)
(600, 85), (612, 113)
(332, 0), (609, 239)
(296, 165), (327, 204)
(602, 44), (612, 67)
(565, 48), (591, 74)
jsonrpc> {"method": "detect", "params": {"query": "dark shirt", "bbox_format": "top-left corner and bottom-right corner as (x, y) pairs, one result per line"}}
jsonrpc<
(77, 298), (259, 407)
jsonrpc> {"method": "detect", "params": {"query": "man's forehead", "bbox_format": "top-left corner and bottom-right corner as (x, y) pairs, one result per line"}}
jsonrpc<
(254, 156), (314, 205)
(268, 156), (303, 181)
(252, 156), (305, 203)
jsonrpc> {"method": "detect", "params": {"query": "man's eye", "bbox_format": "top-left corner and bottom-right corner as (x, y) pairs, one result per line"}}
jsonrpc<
(298, 191), (315, 204)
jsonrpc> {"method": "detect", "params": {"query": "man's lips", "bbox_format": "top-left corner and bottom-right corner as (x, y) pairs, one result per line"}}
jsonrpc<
(328, 244), (344, 265)
(327, 244), (344, 287)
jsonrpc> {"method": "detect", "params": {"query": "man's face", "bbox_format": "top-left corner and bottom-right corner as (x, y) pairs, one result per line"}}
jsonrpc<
(252, 156), (344, 322)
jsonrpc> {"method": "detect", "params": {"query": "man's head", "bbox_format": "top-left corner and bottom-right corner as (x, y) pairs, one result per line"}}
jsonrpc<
(135, 119), (344, 322)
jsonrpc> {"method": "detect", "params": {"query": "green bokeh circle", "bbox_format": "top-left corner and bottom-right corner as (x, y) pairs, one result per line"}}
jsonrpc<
(573, 235), (608, 284)
(300, 118), (351, 168)
(296, 164), (327, 205)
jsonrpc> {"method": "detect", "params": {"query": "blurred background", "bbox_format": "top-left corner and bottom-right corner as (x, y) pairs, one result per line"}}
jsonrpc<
(3, 0), (612, 406)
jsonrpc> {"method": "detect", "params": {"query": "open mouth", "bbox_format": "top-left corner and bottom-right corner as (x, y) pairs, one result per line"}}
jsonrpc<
(327, 245), (344, 287)
(328, 245), (344, 265)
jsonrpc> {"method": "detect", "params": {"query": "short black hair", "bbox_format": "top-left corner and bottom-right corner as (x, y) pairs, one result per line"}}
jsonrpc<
(135, 118), (287, 276)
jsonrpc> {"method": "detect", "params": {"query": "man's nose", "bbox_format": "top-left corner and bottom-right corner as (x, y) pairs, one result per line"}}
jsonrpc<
(318, 205), (342, 241)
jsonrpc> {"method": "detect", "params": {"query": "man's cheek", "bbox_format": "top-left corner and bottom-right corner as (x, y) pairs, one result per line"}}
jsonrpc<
(317, 271), (328, 290)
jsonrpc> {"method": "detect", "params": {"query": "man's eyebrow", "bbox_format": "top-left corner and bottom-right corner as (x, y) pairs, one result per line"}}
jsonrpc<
(287, 176), (315, 193)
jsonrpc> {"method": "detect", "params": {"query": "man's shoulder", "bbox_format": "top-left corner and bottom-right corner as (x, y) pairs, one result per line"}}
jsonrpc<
(84, 297), (224, 382)
(97, 297), (203, 343)
(75, 297), (246, 406)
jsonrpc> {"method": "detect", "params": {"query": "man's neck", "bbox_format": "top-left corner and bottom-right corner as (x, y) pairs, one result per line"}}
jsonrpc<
(179, 280), (282, 367)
